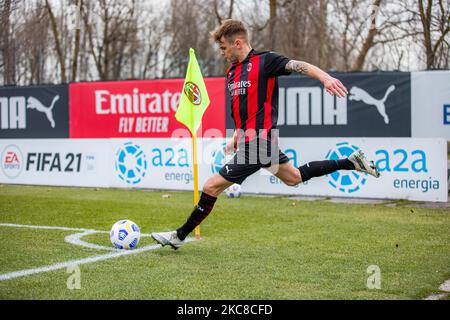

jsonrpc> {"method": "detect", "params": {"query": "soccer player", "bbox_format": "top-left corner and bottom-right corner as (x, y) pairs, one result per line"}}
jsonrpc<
(151, 19), (380, 249)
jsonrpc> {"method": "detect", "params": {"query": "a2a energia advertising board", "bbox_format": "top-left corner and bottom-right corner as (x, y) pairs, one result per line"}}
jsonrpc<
(0, 138), (447, 202)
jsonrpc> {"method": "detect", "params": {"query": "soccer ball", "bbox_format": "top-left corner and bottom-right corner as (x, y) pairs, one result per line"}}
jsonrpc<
(225, 184), (242, 198)
(110, 220), (140, 250)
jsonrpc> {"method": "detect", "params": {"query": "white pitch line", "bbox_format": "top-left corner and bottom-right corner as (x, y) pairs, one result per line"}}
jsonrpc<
(0, 243), (162, 281)
(0, 223), (95, 232)
(0, 223), (195, 281)
(64, 230), (118, 251)
(64, 229), (153, 252)
(0, 223), (153, 236)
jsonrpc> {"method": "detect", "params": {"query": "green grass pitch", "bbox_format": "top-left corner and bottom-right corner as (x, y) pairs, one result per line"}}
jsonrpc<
(0, 184), (449, 300)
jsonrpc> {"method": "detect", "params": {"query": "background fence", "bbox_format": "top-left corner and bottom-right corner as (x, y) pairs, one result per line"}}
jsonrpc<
(1, 71), (449, 202)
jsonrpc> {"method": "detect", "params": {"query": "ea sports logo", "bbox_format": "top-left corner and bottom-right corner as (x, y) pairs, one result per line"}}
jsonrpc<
(1, 145), (23, 179)
(184, 81), (201, 105)
(326, 142), (367, 194)
(115, 142), (147, 185)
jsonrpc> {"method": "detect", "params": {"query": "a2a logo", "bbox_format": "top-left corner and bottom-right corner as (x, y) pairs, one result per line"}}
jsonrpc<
(374, 149), (427, 173)
(375, 148), (439, 193)
(115, 142), (147, 185)
(326, 142), (367, 194)
(150, 147), (189, 167)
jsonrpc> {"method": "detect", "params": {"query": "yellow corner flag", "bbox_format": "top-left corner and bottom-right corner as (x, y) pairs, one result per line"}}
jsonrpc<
(175, 48), (210, 240)
(175, 48), (210, 136)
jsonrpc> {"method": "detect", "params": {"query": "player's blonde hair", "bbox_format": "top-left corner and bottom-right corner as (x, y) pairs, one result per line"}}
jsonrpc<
(211, 19), (249, 43)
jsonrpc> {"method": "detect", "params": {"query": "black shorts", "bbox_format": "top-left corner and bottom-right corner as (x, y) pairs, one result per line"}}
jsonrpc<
(218, 138), (289, 185)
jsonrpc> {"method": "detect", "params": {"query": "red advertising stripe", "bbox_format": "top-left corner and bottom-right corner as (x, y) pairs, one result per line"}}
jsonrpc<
(69, 78), (225, 138)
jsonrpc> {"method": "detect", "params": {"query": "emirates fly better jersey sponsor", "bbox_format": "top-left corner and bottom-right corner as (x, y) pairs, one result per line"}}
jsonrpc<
(227, 50), (291, 141)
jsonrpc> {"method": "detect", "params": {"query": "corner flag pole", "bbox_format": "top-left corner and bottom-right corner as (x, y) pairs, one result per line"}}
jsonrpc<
(175, 48), (210, 241)
(189, 51), (201, 240)
(192, 132), (201, 240)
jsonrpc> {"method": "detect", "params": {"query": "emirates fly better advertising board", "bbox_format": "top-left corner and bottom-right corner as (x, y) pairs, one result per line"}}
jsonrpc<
(69, 78), (226, 138)
(0, 138), (447, 202)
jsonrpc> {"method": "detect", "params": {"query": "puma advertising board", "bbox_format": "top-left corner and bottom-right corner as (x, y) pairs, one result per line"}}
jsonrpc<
(226, 72), (411, 137)
(0, 85), (69, 138)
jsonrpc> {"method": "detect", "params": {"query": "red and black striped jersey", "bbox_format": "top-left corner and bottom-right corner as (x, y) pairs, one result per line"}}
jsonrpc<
(227, 49), (291, 141)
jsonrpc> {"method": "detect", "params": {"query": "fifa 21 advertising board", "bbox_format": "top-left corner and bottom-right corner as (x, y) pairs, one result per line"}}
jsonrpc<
(0, 138), (212, 190)
(0, 139), (109, 187)
(69, 78), (226, 138)
(0, 85), (69, 138)
(1, 138), (447, 202)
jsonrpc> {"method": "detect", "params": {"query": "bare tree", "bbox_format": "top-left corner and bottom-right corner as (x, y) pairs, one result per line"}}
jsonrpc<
(327, 0), (419, 71)
(82, 0), (142, 80)
(45, 0), (67, 82)
(164, 0), (224, 77)
(23, 5), (50, 84)
(353, 0), (383, 70)
(71, 0), (82, 81)
(268, 0), (277, 50)
(268, 1), (322, 64)
(214, 0), (234, 25)
(417, 0), (450, 69)
(317, 0), (329, 68)
(1, 0), (448, 86)
(1, 0), (17, 84)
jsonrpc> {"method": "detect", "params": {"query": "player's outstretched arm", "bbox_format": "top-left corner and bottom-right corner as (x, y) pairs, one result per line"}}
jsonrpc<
(285, 60), (348, 98)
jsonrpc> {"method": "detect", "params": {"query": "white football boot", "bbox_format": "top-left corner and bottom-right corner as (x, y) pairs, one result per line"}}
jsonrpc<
(151, 231), (184, 250)
(348, 149), (381, 178)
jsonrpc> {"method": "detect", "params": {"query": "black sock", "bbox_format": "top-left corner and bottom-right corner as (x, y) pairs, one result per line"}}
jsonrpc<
(298, 159), (355, 183)
(176, 192), (217, 240)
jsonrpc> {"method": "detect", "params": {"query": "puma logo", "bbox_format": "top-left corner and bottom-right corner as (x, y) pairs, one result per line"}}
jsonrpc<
(349, 85), (395, 124)
(26, 95), (60, 128)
